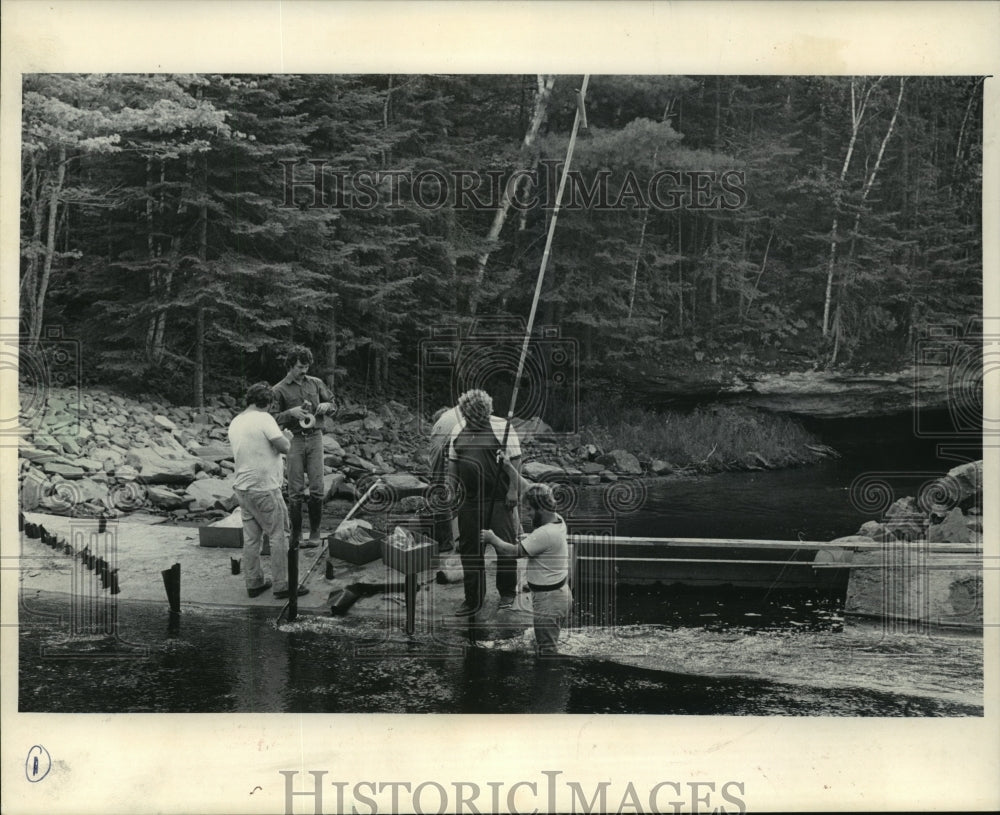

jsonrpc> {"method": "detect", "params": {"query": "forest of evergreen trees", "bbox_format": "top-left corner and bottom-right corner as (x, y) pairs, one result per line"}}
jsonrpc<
(20, 74), (983, 407)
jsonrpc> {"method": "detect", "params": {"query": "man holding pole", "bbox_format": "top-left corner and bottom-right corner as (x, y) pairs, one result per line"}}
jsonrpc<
(228, 382), (307, 600)
(271, 346), (336, 549)
(482, 480), (571, 656)
(447, 389), (522, 616)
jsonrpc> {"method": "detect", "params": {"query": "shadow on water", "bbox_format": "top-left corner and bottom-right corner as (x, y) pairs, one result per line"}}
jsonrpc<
(19, 593), (982, 716)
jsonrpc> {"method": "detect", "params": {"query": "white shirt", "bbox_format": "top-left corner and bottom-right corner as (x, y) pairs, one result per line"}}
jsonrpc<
(520, 515), (569, 587)
(447, 415), (522, 460)
(228, 407), (285, 491)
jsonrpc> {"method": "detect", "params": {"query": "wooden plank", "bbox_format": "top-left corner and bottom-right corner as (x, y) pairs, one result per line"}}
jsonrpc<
(568, 535), (980, 554)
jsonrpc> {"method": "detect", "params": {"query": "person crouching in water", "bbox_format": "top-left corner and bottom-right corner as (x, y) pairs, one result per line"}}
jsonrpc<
(481, 481), (571, 656)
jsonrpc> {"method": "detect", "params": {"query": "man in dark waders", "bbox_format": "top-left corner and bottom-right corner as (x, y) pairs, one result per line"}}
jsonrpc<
(447, 389), (522, 617)
(271, 346), (336, 550)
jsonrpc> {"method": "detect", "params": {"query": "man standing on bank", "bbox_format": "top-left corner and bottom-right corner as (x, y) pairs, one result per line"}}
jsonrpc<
(271, 346), (336, 549)
(228, 382), (306, 600)
(482, 482), (571, 655)
(447, 389), (522, 616)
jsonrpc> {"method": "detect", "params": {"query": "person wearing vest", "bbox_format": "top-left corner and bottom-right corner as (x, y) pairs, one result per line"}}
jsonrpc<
(271, 346), (336, 549)
(482, 481), (571, 656)
(447, 389), (522, 617)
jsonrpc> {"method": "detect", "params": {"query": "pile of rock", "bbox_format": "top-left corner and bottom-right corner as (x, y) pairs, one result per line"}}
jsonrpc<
(20, 387), (656, 522)
(18, 388), (428, 521)
(834, 460), (983, 545)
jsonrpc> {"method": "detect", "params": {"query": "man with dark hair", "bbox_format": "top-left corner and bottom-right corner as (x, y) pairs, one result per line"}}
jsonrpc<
(271, 346), (336, 549)
(447, 388), (522, 616)
(482, 481), (571, 655)
(228, 382), (307, 600)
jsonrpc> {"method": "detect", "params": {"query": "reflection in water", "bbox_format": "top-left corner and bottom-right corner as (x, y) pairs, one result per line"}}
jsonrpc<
(19, 594), (982, 716)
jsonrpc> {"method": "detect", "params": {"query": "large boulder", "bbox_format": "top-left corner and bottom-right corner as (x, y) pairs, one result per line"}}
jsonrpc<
(42, 462), (86, 479)
(510, 416), (555, 444)
(857, 520), (888, 541)
(146, 485), (195, 510)
(153, 415), (177, 432)
(523, 461), (565, 481)
(927, 507), (972, 544)
(21, 470), (49, 511)
(648, 459), (673, 475)
(323, 434), (346, 457)
(185, 477), (237, 511)
(597, 449), (643, 475)
(944, 460), (982, 506)
(323, 472), (346, 501)
(378, 473), (428, 499)
(125, 446), (199, 484)
(19, 444), (60, 464)
(187, 440), (233, 463)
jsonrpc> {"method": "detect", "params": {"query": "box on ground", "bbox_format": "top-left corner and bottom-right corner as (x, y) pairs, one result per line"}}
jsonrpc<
(328, 533), (383, 565)
(382, 534), (437, 575)
(198, 526), (270, 555)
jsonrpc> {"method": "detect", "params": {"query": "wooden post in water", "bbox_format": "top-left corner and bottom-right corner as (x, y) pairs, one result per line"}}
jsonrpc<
(161, 563), (181, 614)
(404, 573), (417, 635)
(287, 546), (299, 622)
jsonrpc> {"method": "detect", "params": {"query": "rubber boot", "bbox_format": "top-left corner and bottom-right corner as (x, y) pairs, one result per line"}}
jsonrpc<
(305, 497), (323, 549)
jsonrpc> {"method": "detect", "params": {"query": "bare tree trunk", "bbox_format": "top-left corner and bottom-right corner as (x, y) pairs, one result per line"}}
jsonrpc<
(193, 155), (208, 408)
(830, 77), (906, 364)
(822, 77), (881, 337)
(194, 307), (205, 408)
(325, 302), (337, 391)
(468, 74), (555, 316)
(20, 154), (43, 310)
(627, 206), (650, 321)
(953, 77), (984, 177)
(676, 216), (683, 331)
(30, 146), (67, 347)
(742, 229), (774, 320)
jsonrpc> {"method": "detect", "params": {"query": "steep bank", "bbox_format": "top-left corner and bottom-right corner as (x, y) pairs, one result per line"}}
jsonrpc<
(17, 386), (835, 522)
(621, 362), (956, 419)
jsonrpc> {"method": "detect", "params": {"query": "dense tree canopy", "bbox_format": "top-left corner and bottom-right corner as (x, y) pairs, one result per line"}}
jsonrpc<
(20, 74), (983, 408)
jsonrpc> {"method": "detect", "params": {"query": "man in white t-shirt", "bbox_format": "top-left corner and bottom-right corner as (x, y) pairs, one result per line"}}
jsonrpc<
(482, 481), (571, 655)
(227, 382), (307, 600)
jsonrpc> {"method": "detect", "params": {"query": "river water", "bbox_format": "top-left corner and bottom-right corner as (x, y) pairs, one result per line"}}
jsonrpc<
(17, 413), (984, 715)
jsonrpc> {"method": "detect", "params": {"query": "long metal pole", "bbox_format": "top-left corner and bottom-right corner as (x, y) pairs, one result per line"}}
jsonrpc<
(505, 74), (589, 434)
(490, 76), (590, 513)
(277, 477), (384, 623)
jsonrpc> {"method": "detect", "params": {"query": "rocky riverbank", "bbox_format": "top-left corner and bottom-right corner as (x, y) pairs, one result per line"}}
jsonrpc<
(828, 459), (984, 630)
(829, 459), (983, 547)
(16, 387), (693, 522)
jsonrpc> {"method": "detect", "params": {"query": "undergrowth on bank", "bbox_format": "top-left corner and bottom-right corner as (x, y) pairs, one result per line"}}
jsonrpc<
(578, 398), (828, 473)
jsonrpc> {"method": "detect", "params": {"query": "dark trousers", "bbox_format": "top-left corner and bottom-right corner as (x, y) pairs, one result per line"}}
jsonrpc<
(457, 499), (518, 609)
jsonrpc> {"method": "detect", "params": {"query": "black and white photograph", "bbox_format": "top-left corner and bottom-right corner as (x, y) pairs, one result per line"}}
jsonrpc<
(2, 2), (998, 814)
